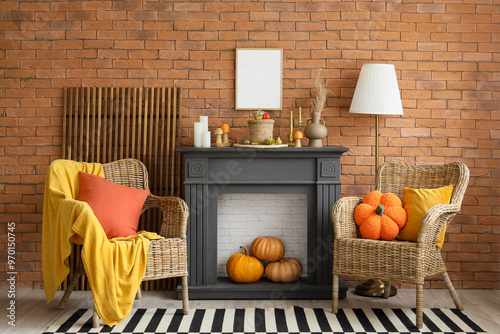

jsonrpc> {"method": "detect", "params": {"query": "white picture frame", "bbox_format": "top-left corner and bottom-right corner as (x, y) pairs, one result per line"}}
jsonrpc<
(235, 48), (283, 110)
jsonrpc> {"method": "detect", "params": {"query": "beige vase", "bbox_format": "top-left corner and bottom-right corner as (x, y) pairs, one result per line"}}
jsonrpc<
(304, 112), (327, 147)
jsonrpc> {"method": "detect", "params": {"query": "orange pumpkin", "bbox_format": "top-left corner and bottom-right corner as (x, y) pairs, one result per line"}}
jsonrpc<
(250, 236), (285, 262)
(265, 258), (302, 283)
(226, 246), (264, 283)
(354, 191), (407, 241)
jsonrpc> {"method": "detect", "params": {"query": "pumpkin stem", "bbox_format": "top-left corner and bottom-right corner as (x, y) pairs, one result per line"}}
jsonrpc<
(375, 204), (385, 216)
(240, 246), (250, 256)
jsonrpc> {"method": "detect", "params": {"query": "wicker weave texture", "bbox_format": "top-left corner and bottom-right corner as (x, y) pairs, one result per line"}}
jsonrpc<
(144, 238), (188, 280)
(331, 160), (469, 329)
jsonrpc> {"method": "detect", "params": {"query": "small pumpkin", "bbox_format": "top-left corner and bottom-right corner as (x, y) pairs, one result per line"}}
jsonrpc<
(250, 236), (285, 262)
(265, 258), (302, 283)
(226, 246), (264, 283)
(354, 191), (407, 241)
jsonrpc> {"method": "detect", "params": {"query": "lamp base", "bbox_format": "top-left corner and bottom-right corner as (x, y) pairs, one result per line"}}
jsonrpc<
(354, 279), (397, 297)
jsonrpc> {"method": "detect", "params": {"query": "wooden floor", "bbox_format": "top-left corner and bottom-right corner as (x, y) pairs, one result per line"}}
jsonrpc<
(1, 288), (499, 333)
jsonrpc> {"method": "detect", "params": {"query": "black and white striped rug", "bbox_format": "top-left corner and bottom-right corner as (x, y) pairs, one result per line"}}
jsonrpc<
(44, 307), (485, 334)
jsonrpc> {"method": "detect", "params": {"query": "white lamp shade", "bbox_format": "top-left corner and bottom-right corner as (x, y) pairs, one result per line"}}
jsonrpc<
(349, 64), (404, 115)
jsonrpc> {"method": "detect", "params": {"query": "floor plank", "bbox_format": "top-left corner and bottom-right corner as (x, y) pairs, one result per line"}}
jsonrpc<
(0, 289), (498, 333)
(457, 290), (500, 332)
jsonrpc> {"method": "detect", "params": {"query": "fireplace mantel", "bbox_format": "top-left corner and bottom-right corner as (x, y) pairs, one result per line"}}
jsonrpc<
(178, 146), (348, 299)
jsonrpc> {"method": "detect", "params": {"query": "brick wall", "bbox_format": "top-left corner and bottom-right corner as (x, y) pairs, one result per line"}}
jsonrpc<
(0, 0), (498, 290)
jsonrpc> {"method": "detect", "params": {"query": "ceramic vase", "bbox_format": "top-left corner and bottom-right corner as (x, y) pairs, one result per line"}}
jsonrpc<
(304, 112), (327, 147)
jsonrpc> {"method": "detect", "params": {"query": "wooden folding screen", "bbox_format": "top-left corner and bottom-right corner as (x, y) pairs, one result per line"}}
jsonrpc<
(61, 87), (183, 291)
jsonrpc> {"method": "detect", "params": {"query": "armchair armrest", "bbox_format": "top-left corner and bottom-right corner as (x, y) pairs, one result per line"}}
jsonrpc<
(142, 194), (189, 239)
(331, 196), (362, 239)
(417, 203), (461, 247)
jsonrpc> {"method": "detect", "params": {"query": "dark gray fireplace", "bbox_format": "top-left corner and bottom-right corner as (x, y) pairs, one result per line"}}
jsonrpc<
(178, 146), (348, 299)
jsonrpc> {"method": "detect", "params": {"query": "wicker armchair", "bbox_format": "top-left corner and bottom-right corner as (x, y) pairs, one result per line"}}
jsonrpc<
(331, 160), (469, 329)
(58, 159), (189, 327)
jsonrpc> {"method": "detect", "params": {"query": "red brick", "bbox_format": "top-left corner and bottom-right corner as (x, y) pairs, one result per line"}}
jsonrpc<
(249, 11), (279, 21)
(3, 11), (34, 21)
(360, 21), (387, 32)
(5, 31), (35, 40)
(280, 12), (310, 22)
(340, 31), (370, 40)
(311, 12), (340, 22)
(342, 50), (372, 59)
(341, 11), (370, 21)
(83, 59), (112, 68)
(129, 50), (158, 59)
(112, 21), (142, 31)
(387, 22), (416, 32)
(142, 60), (173, 70)
(401, 13), (430, 23)
(250, 31), (278, 41)
(114, 40), (145, 50)
(373, 51), (403, 60)
(145, 41), (174, 50)
(67, 50), (97, 59)
(372, 31), (402, 41)
(477, 24), (498, 33)
(66, 69), (97, 78)
(236, 22), (265, 31)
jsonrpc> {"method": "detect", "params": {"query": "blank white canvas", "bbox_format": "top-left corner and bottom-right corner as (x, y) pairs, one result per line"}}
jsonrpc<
(236, 49), (282, 110)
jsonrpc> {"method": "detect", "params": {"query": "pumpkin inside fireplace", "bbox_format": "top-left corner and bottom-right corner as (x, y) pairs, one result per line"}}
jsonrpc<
(265, 258), (302, 283)
(250, 236), (285, 262)
(226, 246), (264, 283)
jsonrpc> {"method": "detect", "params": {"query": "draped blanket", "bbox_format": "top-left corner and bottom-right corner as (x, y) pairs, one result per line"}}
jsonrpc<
(42, 159), (161, 326)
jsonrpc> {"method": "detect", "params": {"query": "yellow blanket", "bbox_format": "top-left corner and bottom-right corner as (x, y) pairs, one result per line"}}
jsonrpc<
(42, 159), (161, 326)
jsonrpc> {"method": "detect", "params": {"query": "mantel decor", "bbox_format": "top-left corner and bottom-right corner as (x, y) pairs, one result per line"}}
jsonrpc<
(178, 146), (349, 299)
(304, 70), (328, 147)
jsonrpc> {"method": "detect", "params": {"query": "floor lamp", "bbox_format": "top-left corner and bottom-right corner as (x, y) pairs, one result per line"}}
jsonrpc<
(349, 63), (404, 297)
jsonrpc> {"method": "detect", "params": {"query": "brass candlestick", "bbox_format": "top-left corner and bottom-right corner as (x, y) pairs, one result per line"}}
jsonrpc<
(298, 107), (302, 129)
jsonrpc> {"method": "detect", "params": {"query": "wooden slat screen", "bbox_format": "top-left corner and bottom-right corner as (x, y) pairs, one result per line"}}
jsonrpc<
(61, 87), (184, 291)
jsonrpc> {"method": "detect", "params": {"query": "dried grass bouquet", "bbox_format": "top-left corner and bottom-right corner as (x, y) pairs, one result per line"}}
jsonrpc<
(312, 69), (328, 114)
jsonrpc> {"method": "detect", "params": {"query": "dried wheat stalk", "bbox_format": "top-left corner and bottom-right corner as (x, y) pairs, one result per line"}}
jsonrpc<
(312, 69), (328, 114)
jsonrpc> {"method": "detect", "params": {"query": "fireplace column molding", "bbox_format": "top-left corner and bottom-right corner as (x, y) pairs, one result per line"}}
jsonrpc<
(178, 146), (349, 299)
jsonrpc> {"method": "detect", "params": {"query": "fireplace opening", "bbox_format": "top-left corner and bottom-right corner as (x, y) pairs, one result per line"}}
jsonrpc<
(217, 193), (308, 278)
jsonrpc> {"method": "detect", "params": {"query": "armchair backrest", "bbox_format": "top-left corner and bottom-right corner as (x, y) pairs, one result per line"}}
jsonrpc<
(102, 159), (149, 190)
(376, 160), (469, 206)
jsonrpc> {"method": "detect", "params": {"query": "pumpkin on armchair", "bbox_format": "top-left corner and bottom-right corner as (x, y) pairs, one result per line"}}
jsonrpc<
(354, 191), (407, 241)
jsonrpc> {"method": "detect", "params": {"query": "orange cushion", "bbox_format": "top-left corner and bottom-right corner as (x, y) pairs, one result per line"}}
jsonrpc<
(78, 172), (149, 239)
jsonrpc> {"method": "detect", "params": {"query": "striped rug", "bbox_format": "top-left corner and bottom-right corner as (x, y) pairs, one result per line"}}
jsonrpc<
(44, 306), (486, 334)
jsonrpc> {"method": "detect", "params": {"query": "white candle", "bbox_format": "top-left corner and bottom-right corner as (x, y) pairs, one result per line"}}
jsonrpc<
(200, 116), (208, 132)
(202, 131), (211, 148)
(194, 122), (203, 147)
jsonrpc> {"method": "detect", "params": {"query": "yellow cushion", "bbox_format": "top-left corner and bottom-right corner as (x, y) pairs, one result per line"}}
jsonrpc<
(398, 185), (453, 248)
